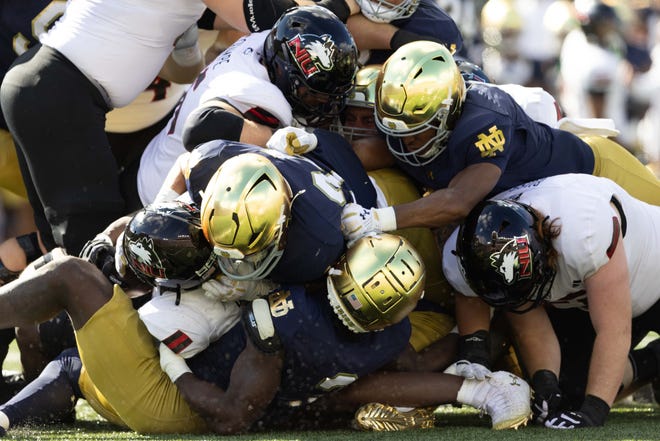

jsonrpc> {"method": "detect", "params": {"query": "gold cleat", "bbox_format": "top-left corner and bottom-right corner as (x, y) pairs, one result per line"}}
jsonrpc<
(354, 403), (436, 431)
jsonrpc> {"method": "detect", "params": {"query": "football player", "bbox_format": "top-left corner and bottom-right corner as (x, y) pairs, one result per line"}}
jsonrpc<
(443, 173), (660, 428)
(340, 40), (660, 244)
(137, 6), (359, 205)
(189, 136), (377, 284)
(0, 0), (359, 259)
(0, 209), (532, 435)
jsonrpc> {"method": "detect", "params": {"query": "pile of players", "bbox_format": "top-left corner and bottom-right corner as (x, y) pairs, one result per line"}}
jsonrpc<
(1, 0), (660, 436)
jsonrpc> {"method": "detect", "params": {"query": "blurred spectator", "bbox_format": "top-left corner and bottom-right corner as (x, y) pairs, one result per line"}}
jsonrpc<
(558, 1), (636, 147)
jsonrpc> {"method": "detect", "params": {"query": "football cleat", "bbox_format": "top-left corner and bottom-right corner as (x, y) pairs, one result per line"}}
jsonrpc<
(475, 371), (532, 430)
(354, 403), (436, 431)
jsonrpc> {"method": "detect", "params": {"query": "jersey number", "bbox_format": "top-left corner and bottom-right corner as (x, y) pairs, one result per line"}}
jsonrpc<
(311, 170), (346, 205)
(13, 1), (66, 56)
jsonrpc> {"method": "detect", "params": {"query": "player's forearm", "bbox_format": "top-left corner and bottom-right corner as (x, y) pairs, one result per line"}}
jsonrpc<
(455, 294), (491, 335)
(586, 330), (630, 406)
(507, 307), (561, 376)
(174, 374), (248, 434)
(393, 188), (472, 229)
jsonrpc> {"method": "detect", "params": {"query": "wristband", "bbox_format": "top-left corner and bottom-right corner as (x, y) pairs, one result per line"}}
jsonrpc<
(171, 44), (203, 67)
(159, 343), (192, 383)
(579, 394), (610, 427)
(374, 206), (397, 232)
(531, 369), (560, 394)
(458, 330), (491, 368)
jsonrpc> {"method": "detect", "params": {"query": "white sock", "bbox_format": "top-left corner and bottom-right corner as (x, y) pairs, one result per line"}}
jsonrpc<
(0, 411), (10, 430)
(456, 378), (488, 409)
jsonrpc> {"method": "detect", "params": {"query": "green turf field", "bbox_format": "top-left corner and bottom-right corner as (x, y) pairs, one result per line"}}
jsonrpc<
(3, 343), (660, 440)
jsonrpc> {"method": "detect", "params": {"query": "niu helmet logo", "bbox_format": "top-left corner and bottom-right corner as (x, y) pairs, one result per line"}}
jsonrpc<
(127, 237), (166, 278)
(489, 234), (532, 285)
(286, 33), (335, 78)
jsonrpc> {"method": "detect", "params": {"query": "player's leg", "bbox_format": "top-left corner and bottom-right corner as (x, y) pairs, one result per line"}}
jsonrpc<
(0, 347), (82, 434)
(0, 44), (126, 255)
(0, 252), (110, 331)
(583, 135), (660, 205)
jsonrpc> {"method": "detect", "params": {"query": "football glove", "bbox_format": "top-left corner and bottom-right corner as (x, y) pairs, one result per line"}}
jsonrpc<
(444, 360), (492, 381)
(159, 343), (192, 383)
(545, 395), (609, 429)
(266, 126), (318, 155)
(203, 275), (276, 302)
(79, 233), (122, 284)
(340, 203), (397, 246)
(531, 370), (563, 424)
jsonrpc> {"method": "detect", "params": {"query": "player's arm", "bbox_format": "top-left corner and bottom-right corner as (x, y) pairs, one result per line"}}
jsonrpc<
(583, 227), (631, 408)
(341, 162), (501, 244)
(506, 306), (561, 378)
(346, 14), (454, 52)
(394, 162), (502, 229)
(182, 100), (274, 151)
(152, 152), (191, 204)
(203, 0), (359, 34)
(170, 337), (283, 434)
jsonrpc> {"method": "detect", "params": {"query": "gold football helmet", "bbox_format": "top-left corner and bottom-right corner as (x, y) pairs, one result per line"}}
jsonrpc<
(327, 233), (426, 333)
(200, 153), (292, 280)
(331, 64), (382, 142)
(375, 40), (465, 166)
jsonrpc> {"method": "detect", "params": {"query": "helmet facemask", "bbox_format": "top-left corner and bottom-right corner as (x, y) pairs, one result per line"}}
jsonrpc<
(355, 0), (420, 23)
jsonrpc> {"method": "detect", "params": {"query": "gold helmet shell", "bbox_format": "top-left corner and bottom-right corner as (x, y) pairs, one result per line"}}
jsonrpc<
(200, 153), (292, 280)
(375, 41), (465, 166)
(327, 233), (426, 333)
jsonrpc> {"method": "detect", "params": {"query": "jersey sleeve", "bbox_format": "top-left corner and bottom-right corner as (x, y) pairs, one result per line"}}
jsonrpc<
(138, 289), (241, 358)
(554, 195), (617, 281)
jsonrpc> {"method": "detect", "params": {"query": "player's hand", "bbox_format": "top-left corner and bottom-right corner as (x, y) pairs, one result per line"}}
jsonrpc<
(158, 343), (192, 383)
(340, 203), (397, 246)
(203, 275), (276, 302)
(531, 370), (563, 424)
(545, 411), (596, 429)
(266, 127), (318, 155)
(79, 233), (113, 266)
(444, 360), (492, 380)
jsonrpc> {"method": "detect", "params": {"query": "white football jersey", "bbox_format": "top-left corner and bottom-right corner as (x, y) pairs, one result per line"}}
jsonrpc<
(137, 31), (293, 205)
(138, 287), (241, 359)
(443, 174), (660, 317)
(41, 0), (205, 108)
(490, 83), (560, 127)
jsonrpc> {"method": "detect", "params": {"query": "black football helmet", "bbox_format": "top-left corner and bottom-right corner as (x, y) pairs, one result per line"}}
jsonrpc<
(263, 5), (358, 126)
(123, 201), (218, 290)
(456, 199), (556, 312)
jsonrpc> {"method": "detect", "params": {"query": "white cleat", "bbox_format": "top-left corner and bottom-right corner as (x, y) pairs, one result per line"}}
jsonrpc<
(483, 371), (532, 430)
(459, 371), (532, 430)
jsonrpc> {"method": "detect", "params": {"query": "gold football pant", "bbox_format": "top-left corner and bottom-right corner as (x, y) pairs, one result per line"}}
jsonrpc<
(0, 128), (27, 199)
(76, 286), (207, 434)
(582, 135), (660, 205)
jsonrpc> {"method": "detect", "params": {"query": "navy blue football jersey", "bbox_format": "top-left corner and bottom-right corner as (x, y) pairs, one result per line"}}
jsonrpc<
(365, 0), (463, 65)
(393, 83), (595, 196)
(0, 0), (65, 129)
(186, 132), (377, 283)
(187, 284), (411, 406)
